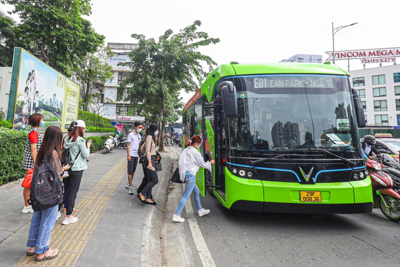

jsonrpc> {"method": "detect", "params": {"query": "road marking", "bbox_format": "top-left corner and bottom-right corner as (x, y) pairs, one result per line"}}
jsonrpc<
(14, 158), (127, 267)
(170, 148), (216, 267)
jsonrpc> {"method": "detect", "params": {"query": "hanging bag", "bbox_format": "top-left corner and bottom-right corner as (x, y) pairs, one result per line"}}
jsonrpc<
(171, 168), (183, 183)
(139, 139), (152, 164)
(21, 168), (34, 188)
(29, 161), (64, 211)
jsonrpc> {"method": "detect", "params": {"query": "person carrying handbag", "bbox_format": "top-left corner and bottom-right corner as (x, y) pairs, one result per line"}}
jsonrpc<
(137, 124), (159, 205)
(172, 135), (215, 223)
(26, 126), (70, 262)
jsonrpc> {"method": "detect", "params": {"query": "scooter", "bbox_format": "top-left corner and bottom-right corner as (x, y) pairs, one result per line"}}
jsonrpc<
(366, 159), (400, 222)
(102, 135), (114, 154)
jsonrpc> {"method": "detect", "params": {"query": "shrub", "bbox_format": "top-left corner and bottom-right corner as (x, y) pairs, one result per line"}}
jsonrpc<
(0, 119), (12, 129)
(86, 126), (114, 133)
(0, 128), (27, 185)
(78, 110), (114, 129)
(84, 136), (105, 153)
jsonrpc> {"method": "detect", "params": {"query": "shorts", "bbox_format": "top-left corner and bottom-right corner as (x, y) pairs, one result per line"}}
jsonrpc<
(127, 156), (139, 175)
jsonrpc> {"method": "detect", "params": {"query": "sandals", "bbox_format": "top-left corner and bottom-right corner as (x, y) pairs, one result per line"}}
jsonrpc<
(26, 249), (36, 256)
(35, 248), (59, 262)
(137, 194), (146, 204)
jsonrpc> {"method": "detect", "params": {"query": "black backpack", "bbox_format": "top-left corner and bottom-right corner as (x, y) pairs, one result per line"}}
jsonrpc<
(29, 161), (64, 211)
(61, 138), (81, 167)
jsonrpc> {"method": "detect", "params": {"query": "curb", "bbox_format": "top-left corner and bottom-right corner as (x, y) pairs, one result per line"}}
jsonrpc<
(140, 148), (175, 267)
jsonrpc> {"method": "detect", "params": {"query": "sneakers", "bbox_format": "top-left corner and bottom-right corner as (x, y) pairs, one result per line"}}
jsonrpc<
(198, 208), (210, 217)
(57, 211), (61, 221)
(126, 183), (137, 190)
(21, 205), (34, 214)
(172, 214), (185, 223)
(128, 187), (135, 195)
(62, 216), (78, 225)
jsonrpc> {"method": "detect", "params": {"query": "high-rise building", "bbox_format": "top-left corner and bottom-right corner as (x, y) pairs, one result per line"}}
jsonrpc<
(280, 54), (322, 63)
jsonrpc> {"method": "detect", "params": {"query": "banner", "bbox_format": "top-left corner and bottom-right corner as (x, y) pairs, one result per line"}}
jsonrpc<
(7, 48), (80, 132)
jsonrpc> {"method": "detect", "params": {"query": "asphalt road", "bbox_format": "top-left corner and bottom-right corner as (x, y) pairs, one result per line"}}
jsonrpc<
(170, 145), (400, 267)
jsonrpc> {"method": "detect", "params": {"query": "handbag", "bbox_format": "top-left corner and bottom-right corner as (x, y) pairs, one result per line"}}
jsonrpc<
(21, 168), (34, 188)
(171, 168), (183, 183)
(154, 162), (162, 171)
(139, 139), (152, 164)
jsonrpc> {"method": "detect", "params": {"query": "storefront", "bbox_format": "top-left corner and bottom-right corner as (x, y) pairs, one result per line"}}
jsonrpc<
(103, 115), (145, 136)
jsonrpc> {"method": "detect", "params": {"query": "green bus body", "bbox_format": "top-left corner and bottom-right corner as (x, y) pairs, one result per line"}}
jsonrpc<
(182, 62), (373, 214)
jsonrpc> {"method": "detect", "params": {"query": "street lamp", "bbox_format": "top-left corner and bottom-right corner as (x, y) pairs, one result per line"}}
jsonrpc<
(332, 22), (358, 64)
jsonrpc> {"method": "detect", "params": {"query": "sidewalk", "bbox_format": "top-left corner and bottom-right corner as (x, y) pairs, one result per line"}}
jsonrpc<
(0, 148), (174, 267)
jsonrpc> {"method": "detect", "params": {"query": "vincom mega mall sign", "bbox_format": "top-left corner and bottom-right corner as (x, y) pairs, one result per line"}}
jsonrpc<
(326, 47), (400, 64)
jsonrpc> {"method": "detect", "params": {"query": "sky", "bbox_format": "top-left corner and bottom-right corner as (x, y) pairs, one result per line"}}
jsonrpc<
(2, 0), (400, 105)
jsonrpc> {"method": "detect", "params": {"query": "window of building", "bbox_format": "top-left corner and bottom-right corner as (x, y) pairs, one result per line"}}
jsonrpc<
(116, 104), (130, 116)
(395, 86), (400, 96)
(118, 72), (129, 83)
(353, 77), (365, 87)
(364, 115), (367, 123)
(394, 73), (400, 83)
(356, 89), (365, 98)
(373, 87), (386, 97)
(361, 101), (366, 112)
(375, 114), (389, 126)
(374, 100), (387, 111)
(372, 74), (385, 85)
(396, 99), (400, 111)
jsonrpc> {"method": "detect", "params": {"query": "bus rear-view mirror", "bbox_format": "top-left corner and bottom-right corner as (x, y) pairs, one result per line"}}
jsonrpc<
(352, 89), (366, 128)
(220, 81), (238, 117)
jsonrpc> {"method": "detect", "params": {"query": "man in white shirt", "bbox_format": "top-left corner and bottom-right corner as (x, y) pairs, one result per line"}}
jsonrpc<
(126, 122), (143, 195)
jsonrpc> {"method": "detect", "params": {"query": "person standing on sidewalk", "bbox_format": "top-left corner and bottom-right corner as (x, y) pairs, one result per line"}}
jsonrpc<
(172, 135), (215, 223)
(60, 120), (91, 225)
(21, 113), (44, 214)
(26, 126), (70, 262)
(126, 121), (143, 195)
(138, 124), (159, 205)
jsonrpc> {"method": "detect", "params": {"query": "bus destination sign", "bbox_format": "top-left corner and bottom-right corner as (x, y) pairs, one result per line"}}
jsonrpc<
(253, 76), (334, 89)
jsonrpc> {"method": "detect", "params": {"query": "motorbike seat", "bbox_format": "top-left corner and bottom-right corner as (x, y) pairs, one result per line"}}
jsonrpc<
(385, 167), (400, 178)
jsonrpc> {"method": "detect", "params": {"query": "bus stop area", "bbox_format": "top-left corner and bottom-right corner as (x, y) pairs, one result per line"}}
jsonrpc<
(0, 147), (194, 267)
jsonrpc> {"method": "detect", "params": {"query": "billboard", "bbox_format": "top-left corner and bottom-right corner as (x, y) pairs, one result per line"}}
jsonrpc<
(107, 53), (130, 70)
(7, 48), (80, 132)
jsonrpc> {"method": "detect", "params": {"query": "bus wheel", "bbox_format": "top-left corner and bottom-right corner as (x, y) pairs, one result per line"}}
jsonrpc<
(205, 170), (215, 197)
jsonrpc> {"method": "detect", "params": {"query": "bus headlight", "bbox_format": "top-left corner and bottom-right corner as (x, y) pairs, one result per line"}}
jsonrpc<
(247, 172), (253, 178)
(350, 170), (367, 181)
(239, 170), (246, 177)
(359, 171), (364, 179)
(353, 173), (359, 180)
(232, 168), (238, 174)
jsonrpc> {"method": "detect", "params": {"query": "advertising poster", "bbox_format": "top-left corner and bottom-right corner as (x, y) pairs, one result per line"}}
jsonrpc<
(107, 54), (130, 70)
(105, 71), (117, 85)
(61, 79), (80, 131)
(7, 48), (80, 132)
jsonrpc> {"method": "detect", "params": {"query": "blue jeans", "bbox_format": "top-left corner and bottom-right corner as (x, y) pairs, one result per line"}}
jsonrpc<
(27, 205), (58, 254)
(175, 174), (202, 216)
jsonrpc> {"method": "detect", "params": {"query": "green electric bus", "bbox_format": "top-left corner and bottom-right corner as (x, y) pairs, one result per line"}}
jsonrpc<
(182, 62), (373, 214)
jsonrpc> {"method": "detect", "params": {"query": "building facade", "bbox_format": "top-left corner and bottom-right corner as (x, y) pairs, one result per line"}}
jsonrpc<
(0, 67), (12, 116)
(88, 44), (144, 135)
(349, 64), (400, 127)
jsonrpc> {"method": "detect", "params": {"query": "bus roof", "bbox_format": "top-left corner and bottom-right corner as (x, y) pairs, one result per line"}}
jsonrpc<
(183, 62), (348, 113)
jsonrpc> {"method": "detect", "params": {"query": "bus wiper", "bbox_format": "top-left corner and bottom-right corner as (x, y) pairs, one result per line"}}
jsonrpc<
(309, 148), (357, 167)
(250, 154), (302, 166)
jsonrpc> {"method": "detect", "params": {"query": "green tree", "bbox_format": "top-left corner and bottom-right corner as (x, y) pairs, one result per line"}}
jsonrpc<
(75, 46), (114, 111)
(119, 20), (219, 151)
(0, 11), (15, 66)
(1, 0), (104, 76)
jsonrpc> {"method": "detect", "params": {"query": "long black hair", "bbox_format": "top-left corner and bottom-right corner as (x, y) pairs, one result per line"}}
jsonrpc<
(146, 123), (159, 143)
(35, 126), (63, 169)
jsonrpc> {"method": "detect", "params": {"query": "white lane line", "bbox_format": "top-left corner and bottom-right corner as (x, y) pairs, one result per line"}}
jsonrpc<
(171, 147), (216, 267)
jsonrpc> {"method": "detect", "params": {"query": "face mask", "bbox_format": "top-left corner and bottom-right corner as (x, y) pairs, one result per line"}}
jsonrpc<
(40, 121), (45, 127)
(137, 128), (142, 133)
(155, 131), (159, 136)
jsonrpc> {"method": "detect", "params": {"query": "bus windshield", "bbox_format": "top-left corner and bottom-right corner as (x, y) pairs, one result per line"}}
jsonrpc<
(228, 75), (361, 154)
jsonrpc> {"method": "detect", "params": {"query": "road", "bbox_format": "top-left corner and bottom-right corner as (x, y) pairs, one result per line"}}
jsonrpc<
(170, 145), (400, 267)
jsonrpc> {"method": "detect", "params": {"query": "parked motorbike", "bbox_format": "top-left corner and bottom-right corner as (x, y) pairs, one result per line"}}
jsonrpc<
(366, 158), (400, 222)
(118, 137), (128, 149)
(165, 136), (172, 146)
(102, 135), (114, 154)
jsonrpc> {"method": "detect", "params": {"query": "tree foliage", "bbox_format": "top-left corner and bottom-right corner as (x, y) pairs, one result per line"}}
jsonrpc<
(1, 0), (104, 76)
(119, 20), (220, 151)
(75, 46), (114, 111)
(0, 11), (16, 66)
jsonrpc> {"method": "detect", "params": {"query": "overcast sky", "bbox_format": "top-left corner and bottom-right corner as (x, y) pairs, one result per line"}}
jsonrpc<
(2, 0), (400, 104)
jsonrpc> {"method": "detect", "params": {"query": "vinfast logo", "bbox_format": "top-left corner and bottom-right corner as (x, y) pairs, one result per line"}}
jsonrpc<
(299, 167), (314, 182)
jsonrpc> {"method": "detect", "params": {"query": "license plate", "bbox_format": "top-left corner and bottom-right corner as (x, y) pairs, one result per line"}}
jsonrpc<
(300, 191), (322, 202)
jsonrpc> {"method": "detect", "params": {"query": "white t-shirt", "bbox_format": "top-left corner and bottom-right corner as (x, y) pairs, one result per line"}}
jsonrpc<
(127, 131), (141, 157)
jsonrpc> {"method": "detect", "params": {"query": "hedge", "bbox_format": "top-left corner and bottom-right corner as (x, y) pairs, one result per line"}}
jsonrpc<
(0, 127), (27, 185)
(78, 110), (114, 129)
(86, 126), (115, 133)
(0, 119), (12, 128)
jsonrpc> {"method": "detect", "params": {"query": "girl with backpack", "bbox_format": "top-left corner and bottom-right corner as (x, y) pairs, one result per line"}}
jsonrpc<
(60, 120), (91, 225)
(172, 135), (215, 223)
(26, 126), (70, 262)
